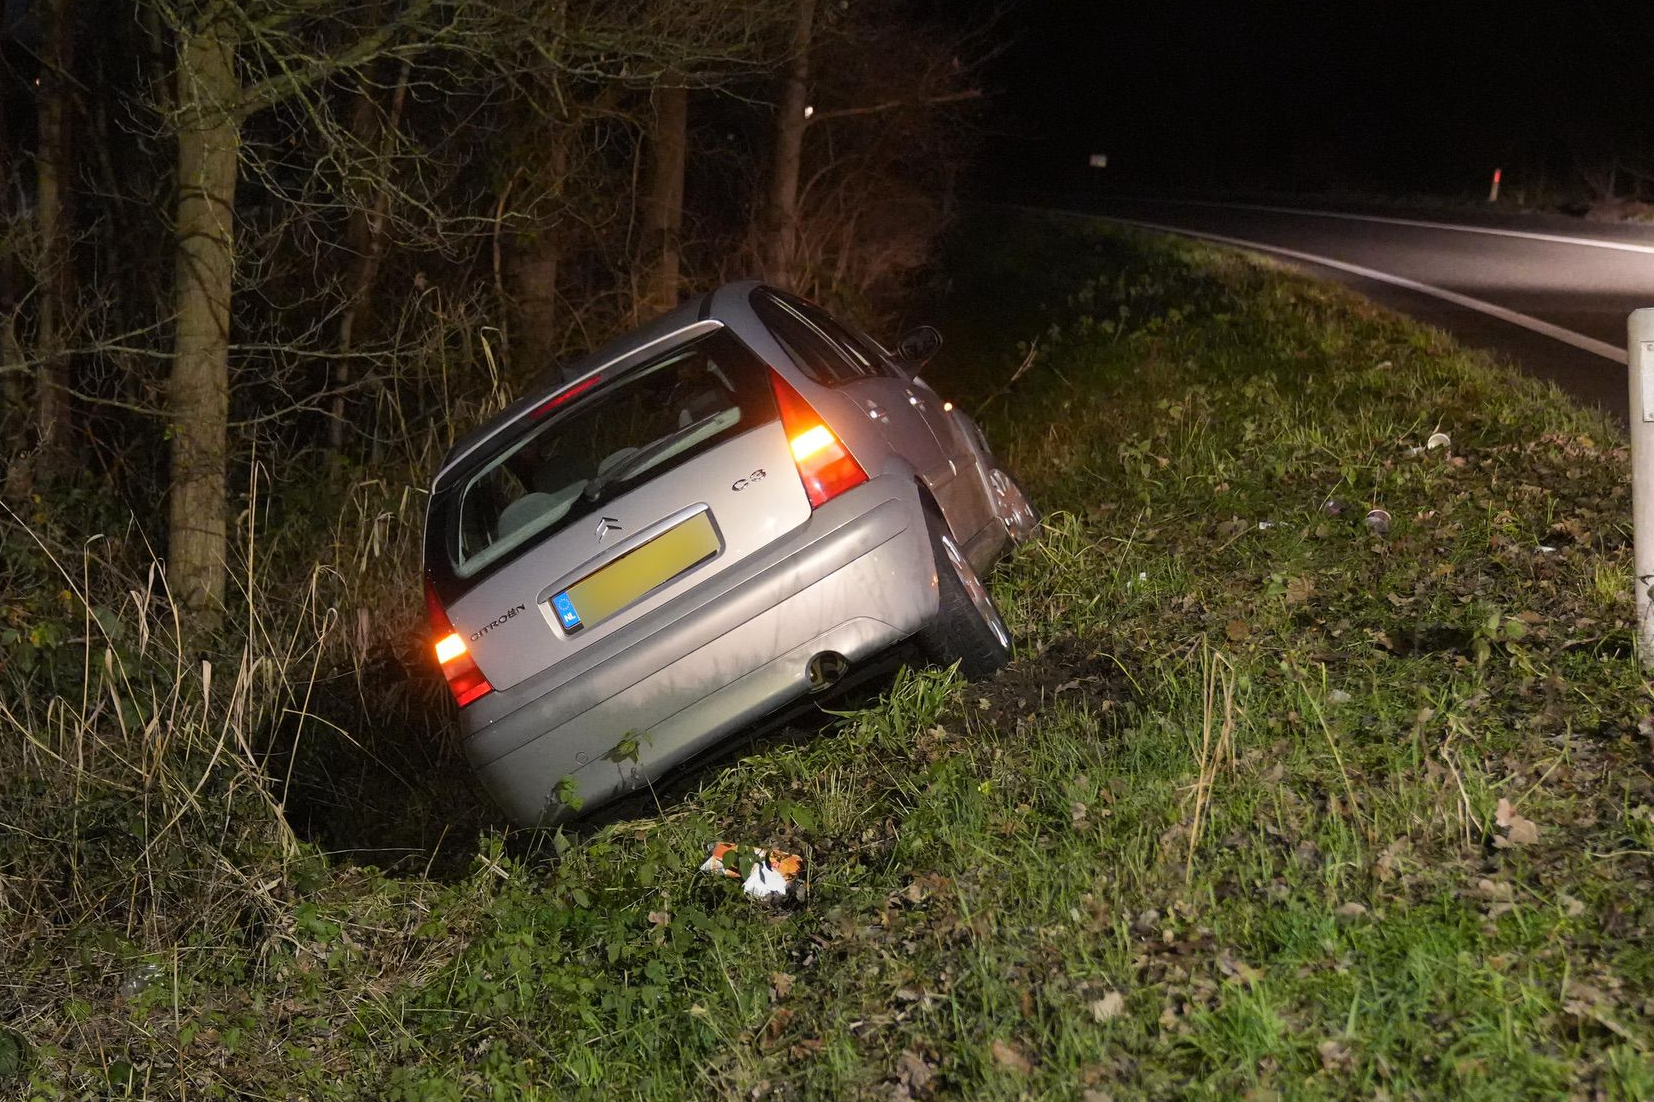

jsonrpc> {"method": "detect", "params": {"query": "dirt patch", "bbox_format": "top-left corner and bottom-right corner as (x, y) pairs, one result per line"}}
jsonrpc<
(1380, 623), (1476, 658)
(966, 635), (1138, 730)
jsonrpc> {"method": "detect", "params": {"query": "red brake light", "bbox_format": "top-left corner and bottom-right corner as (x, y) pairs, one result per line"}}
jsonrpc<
(532, 373), (601, 418)
(423, 574), (494, 707)
(769, 371), (868, 508)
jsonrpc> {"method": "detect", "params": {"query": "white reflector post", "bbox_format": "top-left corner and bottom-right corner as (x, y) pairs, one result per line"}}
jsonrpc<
(1631, 308), (1654, 666)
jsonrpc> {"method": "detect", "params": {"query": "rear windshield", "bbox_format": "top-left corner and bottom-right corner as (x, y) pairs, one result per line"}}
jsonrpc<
(432, 327), (776, 589)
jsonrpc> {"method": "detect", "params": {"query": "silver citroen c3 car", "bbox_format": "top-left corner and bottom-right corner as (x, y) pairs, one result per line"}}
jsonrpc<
(422, 282), (1038, 824)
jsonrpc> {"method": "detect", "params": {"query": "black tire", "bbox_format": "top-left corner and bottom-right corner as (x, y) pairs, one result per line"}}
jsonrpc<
(917, 509), (1012, 680)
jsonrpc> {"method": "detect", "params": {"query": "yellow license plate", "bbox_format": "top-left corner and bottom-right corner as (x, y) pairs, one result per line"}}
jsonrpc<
(553, 512), (720, 632)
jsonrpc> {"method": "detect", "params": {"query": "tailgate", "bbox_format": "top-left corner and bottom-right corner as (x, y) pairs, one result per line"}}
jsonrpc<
(426, 325), (815, 692)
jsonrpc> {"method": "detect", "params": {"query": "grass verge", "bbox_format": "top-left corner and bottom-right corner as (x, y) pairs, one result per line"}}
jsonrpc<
(4, 212), (1651, 1100)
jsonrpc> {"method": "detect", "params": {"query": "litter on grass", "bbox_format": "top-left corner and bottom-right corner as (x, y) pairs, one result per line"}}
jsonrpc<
(1365, 508), (1391, 535)
(119, 962), (162, 999)
(700, 842), (803, 900)
(1403, 432), (1452, 457)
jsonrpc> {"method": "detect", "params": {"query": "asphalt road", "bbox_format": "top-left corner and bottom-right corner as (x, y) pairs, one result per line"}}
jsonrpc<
(1047, 196), (1654, 418)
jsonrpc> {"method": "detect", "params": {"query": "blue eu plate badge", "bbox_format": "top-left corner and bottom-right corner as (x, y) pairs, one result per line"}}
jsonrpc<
(552, 592), (583, 632)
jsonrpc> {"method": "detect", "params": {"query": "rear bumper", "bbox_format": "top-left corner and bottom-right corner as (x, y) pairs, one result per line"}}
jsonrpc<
(460, 474), (936, 824)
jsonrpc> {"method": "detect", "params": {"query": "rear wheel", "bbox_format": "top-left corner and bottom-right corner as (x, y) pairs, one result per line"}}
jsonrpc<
(918, 510), (1011, 680)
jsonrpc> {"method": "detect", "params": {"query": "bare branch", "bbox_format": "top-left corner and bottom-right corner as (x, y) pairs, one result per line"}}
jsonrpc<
(809, 87), (983, 124)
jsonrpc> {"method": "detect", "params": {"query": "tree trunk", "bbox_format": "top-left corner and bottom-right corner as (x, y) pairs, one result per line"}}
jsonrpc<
(0, 54), (21, 458)
(0, 247), (24, 500)
(167, 11), (239, 622)
(640, 81), (687, 318)
(328, 60), (410, 452)
(507, 134), (568, 377)
(32, 0), (74, 481)
(762, 0), (816, 290)
(508, 233), (558, 376)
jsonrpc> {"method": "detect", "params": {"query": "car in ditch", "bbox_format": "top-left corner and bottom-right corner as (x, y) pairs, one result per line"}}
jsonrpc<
(421, 281), (1038, 824)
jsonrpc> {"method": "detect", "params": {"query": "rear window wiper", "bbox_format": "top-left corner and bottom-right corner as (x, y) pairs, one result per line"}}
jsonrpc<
(580, 410), (734, 503)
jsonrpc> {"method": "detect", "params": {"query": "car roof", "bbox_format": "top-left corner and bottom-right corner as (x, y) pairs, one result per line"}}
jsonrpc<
(434, 280), (769, 485)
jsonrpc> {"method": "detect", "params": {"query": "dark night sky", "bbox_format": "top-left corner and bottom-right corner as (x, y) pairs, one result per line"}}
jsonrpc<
(984, 0), (1654, 200)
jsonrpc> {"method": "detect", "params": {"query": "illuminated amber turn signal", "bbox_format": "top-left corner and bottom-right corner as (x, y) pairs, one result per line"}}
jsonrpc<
(434, 632), (467, 665)
(789, 424), (836, 462)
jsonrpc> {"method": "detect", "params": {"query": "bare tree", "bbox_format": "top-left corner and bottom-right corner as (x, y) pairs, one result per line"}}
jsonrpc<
(760, 0), (815, 290)
(166, 1), (239, 619)
(32, 0), (75, 481)
(159, 0), (485, 620)
(639, 78), (688, 318)
(327, 58), (412, 452)
(504, 123), (576, 377)
(497, 0), (772, 369)
(0, 65), (22, 463)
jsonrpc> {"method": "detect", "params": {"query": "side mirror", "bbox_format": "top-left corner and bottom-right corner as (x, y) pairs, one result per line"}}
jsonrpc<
(897, 325), (943, 369)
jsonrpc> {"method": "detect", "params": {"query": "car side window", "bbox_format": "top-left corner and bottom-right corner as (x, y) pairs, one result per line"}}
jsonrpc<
(787, 298), (901, 380)
(752, 292), (863, 387)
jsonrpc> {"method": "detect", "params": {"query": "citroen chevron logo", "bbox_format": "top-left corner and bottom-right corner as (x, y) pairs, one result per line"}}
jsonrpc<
(595, 515), (621, 543)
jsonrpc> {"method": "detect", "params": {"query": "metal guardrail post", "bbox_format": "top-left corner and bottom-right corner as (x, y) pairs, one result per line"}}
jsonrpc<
(1632, 309), (1654, 667)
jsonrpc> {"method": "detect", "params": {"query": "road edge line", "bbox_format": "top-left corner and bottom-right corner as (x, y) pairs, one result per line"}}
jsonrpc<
(1088, 215), (1628, 365)
(1122, 197), (1654, 256)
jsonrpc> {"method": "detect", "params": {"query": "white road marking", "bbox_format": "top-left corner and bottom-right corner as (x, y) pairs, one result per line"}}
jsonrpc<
(1097, 215), (1628, 364)
(1125, 197), (1654, 256)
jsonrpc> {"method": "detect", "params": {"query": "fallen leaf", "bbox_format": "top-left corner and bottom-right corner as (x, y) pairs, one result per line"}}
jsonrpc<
(901, 873), (949, 903)
(1090, 991), (1126, 1021)
(895, 1050), (933, 1095)
(1494, 798), (1539, 846)
(1563, 998), (1638, 1041)
(990, 1040), (1032, 1074)
(1318, 1038), (1352, 1070)
(762, 1006), (794, 1046)
(770, 972), (794, 1000)
(1226, 619), (1251, 642)
(1471, 878), (1514, 902)
(1372, 838), (1405, 883)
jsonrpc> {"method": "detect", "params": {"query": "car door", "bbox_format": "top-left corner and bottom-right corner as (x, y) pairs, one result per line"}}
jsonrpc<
(752, 292), (957, 506)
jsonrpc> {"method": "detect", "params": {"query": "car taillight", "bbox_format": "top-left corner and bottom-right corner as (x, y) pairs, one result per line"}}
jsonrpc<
(769, 370), (868, 508)
(424, 574), (493, 707)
